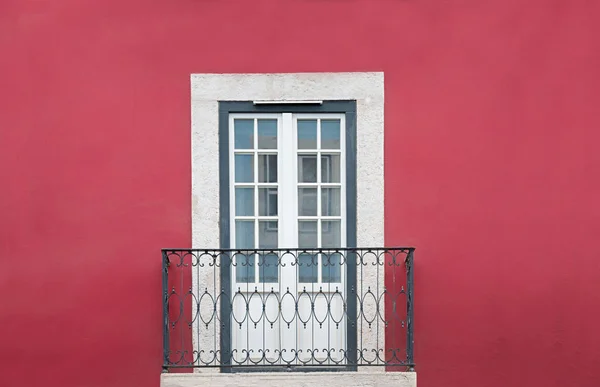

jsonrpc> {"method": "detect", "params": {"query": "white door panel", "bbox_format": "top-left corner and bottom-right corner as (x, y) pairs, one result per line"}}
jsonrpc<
(230, 113), (347, 366)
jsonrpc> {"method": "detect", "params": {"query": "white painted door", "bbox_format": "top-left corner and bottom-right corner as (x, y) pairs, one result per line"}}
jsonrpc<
(229, 113), (346, 366)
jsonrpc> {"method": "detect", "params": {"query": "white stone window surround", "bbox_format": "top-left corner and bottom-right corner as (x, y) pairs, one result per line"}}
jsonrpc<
(190, 72), (389, 374)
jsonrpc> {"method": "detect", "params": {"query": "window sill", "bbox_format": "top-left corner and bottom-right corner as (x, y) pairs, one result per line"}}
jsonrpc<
(161, 371), (416, 387)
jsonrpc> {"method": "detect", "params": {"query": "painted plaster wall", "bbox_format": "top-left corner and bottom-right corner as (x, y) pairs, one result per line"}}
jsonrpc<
(1, 1), (599, 387)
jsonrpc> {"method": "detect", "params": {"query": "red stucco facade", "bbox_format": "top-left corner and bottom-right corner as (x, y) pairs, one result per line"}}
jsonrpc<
(1, 1), (599, 387)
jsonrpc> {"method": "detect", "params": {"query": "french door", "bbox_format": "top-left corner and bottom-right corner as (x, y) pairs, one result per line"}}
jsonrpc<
(228, 112), (347, 365)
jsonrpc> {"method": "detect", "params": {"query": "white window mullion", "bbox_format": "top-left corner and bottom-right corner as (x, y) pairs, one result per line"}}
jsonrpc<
(253, 119), (259, 284)
(316, 118), (323, 284)
(279, 113), (297, 288)
(340, 115), (347, 249)
(276, 115), (284, 250)
(290, 114), (299, 251)
(228, 114), (236, 258)
(280, 113), (296, 249)
(279, 112), (297, 362)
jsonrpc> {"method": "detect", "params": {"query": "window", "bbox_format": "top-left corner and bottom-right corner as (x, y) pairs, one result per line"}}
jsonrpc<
(229, 113), (347, 283)
(221, 102), (356, 366)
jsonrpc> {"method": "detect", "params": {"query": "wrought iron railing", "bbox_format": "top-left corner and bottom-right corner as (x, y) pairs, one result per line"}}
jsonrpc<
(162, 247), (414, 371)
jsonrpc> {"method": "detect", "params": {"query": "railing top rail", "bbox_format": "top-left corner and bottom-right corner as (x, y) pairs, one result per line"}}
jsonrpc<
(162, 247), (416, 252)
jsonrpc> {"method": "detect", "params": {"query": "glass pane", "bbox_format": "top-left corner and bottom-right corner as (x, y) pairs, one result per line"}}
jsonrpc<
(298, 155), (317, 183)
(321, 220), (341, 248)
(257, 119), (277, 149)
(259, 221), (278, 283)
(321, 154), (341, 183)
(235, 154), (254, 183)
(258, 154), (277, 183)
(298, 253), (318, 283)
(235, 220), (255, 282)
(236, 253), (255, 283)
(259, 188), (278, 216)
(234, 119), (254, 149)
(298, 220), (317, 283)
(321, 119), (340, 149)
(235, 220), (255, 249)
(322, 253), (341, 283)
(259, 254), (279, 283)
(298, 221), (318, 248)
(321, 187), (340, 216)
(297, 120), (317, 149)
(298, 188), (318, 216)
(259, 221), (278, 248)
(235, 187), (254, 216)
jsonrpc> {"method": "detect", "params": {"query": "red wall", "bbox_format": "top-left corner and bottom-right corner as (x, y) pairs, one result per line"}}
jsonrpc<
(1, 1), (599, 386)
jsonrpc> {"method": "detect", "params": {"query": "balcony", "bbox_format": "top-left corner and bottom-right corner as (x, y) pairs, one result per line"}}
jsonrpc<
(161, 247), (415, 386)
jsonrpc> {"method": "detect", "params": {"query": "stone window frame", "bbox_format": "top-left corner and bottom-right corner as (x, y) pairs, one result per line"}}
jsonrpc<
(191, 72), (384, 371)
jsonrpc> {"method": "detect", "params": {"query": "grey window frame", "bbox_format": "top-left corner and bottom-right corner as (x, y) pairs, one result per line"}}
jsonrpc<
(218, 100), (357, 372)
